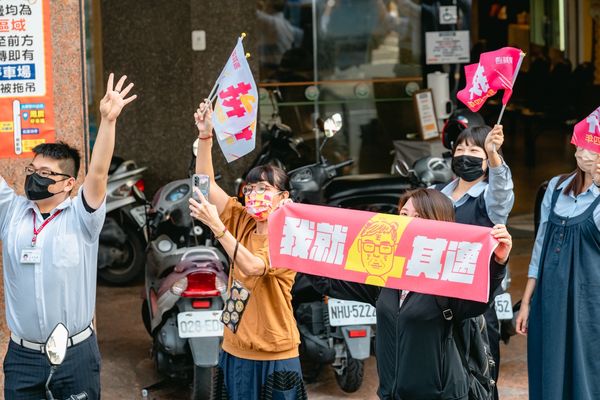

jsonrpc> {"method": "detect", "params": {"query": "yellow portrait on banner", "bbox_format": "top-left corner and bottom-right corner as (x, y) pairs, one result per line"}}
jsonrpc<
(344, 214), (411, 286)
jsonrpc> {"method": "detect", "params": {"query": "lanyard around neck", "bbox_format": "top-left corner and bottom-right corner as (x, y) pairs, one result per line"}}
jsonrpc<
(31, 209), (63, 247)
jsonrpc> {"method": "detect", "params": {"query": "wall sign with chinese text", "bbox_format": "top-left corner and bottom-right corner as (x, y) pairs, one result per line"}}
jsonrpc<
(0, 0), (55, 158)
(269, 203), (498, 302)
(425, 30), (470, 65)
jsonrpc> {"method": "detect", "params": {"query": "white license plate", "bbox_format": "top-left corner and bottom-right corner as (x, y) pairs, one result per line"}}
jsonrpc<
(494, 292), (514, 320)
(177, 311), (224, 338)
(130, 205), (147, 227)
(328, 298), (376, 327)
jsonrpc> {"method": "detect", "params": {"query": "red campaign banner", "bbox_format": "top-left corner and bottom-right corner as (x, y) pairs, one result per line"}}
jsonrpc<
(571, 105), (600, 154)
(0, 0), (55, 159)
(269, 204), (498, 302)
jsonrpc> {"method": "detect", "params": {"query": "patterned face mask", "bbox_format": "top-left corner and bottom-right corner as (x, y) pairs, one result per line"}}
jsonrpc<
(245, 192), (275, 221)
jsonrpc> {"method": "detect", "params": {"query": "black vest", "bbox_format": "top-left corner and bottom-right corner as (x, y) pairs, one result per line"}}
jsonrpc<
(435, 183), (494, 228)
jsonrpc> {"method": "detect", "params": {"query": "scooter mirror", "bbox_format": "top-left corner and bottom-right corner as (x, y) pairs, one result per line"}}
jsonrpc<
(394, 160), (411, 177)
(323, 113), (342, 137)
(192, 138), (199, 157)
(132, 185), (146, 203)
(45, 323), (69, 366)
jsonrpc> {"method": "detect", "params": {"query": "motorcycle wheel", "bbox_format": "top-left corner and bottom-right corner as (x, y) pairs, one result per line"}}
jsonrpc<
(334, 357), (364, 393)
(191, 366), (218, 400)
(98, 223), (145, 285)
(299, 358), (323, 383)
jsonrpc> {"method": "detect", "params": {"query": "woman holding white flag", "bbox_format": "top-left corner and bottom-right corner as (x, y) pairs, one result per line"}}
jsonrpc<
(516, 143), (600, 400)
(188, 99), (305, 400)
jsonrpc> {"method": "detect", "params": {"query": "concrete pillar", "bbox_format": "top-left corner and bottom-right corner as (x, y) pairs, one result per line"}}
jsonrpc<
(0, 0), (88, 390)
(101, 0), (258, 196)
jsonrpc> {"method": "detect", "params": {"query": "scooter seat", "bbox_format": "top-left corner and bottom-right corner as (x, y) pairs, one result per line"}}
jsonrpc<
(325, 173), (413, 200)
(109, 156), (125, 175)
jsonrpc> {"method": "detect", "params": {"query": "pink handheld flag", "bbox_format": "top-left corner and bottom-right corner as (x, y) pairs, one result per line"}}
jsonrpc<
(457, 47), (524, 123)
(571, 106), (600, 154)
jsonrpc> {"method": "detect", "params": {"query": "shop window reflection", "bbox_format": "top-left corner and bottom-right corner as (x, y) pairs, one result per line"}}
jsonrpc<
(256, 0), (425, 173)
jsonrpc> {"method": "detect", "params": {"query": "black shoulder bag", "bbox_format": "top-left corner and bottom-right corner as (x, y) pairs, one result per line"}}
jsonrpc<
(435, 296), (495, 400)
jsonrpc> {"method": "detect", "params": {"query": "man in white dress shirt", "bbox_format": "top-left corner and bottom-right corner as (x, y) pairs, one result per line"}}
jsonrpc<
(0, 73), (136, 399)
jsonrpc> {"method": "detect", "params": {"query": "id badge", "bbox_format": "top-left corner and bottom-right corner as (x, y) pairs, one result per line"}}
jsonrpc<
(20, 248), (41, 264)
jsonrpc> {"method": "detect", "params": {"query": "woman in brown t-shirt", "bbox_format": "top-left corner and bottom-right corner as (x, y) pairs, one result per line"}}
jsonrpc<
(188, 99), (305, 399)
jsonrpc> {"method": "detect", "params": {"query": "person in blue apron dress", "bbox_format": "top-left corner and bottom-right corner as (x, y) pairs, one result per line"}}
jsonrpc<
(516, 145), (600, 400)
(434, 123), (514, 400)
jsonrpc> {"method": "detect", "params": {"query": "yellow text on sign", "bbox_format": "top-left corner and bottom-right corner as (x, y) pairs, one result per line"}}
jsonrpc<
(0, 121), (14, 133)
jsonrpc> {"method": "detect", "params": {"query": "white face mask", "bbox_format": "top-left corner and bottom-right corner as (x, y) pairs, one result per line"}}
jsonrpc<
(575, 147), (599, 174)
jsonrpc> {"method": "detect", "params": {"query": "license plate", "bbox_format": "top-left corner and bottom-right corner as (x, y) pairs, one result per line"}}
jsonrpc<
(130, 205), (147, 227)
(494, 292), (514, 320)
(177, 311), (224, 338)
(328, 298), (376, 327)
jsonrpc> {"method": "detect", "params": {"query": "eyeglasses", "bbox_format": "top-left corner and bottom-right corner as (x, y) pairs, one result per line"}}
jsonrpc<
(361, 240), (394, 255)
(25, 166), (72, 179)
(242, 183), (281, 196)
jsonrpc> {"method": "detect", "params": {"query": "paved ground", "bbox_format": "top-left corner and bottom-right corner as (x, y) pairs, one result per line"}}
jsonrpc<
(97, 222), (533, 400)
(98, 124), (576, 399)
(1, 117), (573, 399)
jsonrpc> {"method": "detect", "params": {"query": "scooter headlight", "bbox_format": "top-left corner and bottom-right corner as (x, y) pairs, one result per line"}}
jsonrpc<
(157, 240), (173, 253)
(171, 277), (188, 296)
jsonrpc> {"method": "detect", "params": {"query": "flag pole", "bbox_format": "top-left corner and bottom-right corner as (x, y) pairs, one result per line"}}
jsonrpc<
(207, 83), (219, 104)
(496, 52), (526, 125)
(207, 33), (248, 103)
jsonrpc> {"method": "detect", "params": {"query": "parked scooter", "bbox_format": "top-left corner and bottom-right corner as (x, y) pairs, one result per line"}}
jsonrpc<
(241, 119), (447, 215)
(137, 145), (228, 400)
(98, 156), (147, 284)
(284, 115), (376, 392)
(234, 111), (306, 201)
(292, 274), (375, 393)
(43, 323), (89, 400)
(287, 115), (455, 392)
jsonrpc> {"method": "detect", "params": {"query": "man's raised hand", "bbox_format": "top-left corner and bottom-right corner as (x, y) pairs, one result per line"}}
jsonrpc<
(99, 73), (137, 122)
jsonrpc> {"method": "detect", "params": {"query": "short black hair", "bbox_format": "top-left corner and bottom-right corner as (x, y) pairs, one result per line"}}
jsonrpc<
(246, 164), (290, 192)
(32, 142), (81, 178)
(452, 124), (505, 160)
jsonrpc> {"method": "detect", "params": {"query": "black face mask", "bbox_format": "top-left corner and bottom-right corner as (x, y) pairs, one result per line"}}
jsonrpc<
(25, 173), (57, 200)
(452, 155), (486, 182)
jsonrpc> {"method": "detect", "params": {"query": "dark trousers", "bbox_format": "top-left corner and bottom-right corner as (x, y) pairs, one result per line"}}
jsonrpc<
(217, 351), (307, 400)
(484, 305), (500, 400)
(3, 332), (101, 400)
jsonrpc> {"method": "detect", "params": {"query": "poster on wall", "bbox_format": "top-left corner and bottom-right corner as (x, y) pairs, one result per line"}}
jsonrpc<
(0, 0), (55, 159)
(425, 30), (470, 65)
(413, 89), (439, 140)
